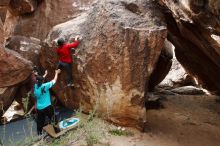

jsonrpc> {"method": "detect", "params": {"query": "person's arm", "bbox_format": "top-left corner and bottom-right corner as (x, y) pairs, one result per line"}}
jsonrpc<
(66, 35), (80, 49)
(43, 70), (48, 78)
(44, 69), (61, 90)
(52, 40), (57, 47)
(66, 41), (79, 49)
(52, 69), (61, 83)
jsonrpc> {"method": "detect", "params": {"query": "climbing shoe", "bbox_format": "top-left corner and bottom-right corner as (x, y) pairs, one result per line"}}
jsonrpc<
(53, 126), (61, 134)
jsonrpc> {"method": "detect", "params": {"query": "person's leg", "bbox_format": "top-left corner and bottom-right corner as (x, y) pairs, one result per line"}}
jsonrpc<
(57, 61), (73, 85)
(45, 105), (56, 124)
(66, 63), (73, 85)
(45, 105), (60, 133)
(36, 109), (45, 135)
(60, 62), (73, 85)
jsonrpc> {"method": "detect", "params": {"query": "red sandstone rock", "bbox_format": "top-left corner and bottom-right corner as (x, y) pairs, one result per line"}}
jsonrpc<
(148, 39), (173, 91)
(0, 7), (7, 23)
(160, 0), (220, 94)
(0, 47), (32, 88)
(0, 87), (17, 116)
(0, 0), (10, 6)
(0, 19), (3, 44)
(41, 0), (167, 128)
(11, 0), (94, 39)
(5, 35), (41, 66)
(9, 0), (37, 15)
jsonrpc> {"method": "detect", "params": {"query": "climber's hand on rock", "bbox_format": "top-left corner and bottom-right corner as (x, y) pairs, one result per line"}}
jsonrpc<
(75, 35), (80, 41)
(52, 40), (57, 47)
(56, 69), (61, 74)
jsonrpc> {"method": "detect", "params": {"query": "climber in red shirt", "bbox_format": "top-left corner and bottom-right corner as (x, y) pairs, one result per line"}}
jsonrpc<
(56, 36), (80, 87)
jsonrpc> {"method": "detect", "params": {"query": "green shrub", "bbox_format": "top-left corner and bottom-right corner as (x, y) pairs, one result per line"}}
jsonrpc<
(109, 128), (134, 136)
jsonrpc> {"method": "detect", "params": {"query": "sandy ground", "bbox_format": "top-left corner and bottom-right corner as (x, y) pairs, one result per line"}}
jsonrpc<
(2, 95), (219, 146)
(108, 95), (220, 146)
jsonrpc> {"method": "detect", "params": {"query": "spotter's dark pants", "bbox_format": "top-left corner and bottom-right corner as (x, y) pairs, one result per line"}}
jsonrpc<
(36, 105), (56, 135)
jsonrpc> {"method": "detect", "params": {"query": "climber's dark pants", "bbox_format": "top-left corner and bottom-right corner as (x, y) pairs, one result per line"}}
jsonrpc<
(57, 61), (73, 85)
(36, 105), (57, 135)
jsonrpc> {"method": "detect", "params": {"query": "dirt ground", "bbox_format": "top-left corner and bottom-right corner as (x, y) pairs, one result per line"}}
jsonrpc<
(108, 95), (220, 146)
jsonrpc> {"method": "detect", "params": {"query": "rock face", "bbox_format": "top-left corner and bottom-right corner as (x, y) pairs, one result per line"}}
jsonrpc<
(5, 35), (41, 65)
(0, 5), (5, 45)
(0, 48), (32, 88)
(41, 0), (167, 128)
(11, 0), (94, 39)
(188, 0), (220, 29)
(158, 57), (197, 89)
(0, 87), (17, 115)
(148, 39), (173, 91)
(170, 86), (205, 95)
(0, 19), (3, 44)
(160, 0), (220, 94)
(0, 0), (10, 6)
(0, 0), (94, 116)
(0, 6), (7, 23)
(0, 1), (20, 43)
(1, 0), (94, 43)
(9, 0), (38, 15)
(0, 1), (33, 114)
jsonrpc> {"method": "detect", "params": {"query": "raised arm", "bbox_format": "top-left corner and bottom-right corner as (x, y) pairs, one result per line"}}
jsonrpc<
(66, 35), (80, 49)
(43, 70), (48, 78)
(44, 69), (61, 90)
(52, 69), (61, 83)
(66, 40), (79, 49)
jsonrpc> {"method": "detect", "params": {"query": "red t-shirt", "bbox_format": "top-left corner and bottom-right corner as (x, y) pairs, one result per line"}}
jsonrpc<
(56, 41), (79, 63)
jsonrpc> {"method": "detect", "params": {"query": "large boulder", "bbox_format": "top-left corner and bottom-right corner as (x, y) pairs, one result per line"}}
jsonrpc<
(9, 0), (94, 39)
(160, 0), (220, 94)
(0, 18), (3, 44)
(0, 0), (10, 6)
(0, 87), (17, 116)
(0, 0), (94, 44)
(9, 0), (38, 15)
(41, 0), (167, 128)
(189, 0), (220, 25)
(148, 39), (173, 91)
(0, 0), (18, 45)
(0, 47), (32, 88)
(158, 57), (197, 89)
(208, 0), (220, 16)
(0, 7), (7, 23)
(170, 86), (205, 95)
(5, 35), (41, 65)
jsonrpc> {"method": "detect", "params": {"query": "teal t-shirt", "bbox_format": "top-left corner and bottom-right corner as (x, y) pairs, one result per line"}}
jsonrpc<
(34, 80), (55, 110)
